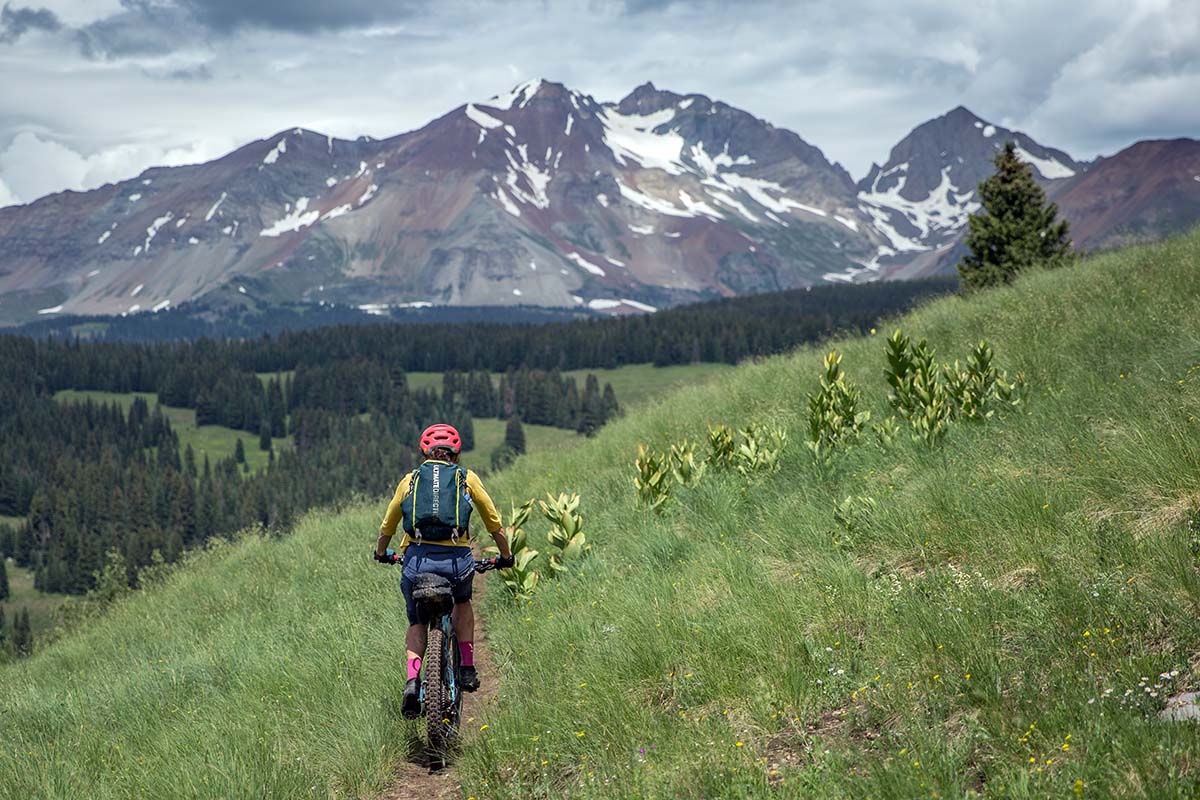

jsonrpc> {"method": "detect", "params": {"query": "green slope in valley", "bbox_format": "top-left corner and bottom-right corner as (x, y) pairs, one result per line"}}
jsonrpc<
(53, 390), (290, 474)
(2, 231), (1200, 798)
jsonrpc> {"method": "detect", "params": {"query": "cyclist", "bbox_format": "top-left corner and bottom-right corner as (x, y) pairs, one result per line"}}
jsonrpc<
(374, 423), (513, 719)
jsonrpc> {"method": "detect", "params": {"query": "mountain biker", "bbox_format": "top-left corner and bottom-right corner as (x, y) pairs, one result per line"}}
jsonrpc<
(374, 422), (513, 720)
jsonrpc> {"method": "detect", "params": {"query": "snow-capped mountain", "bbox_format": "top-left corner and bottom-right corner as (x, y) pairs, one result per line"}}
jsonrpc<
(0, 81), (1197, 325)
(0, 80), (885, 322)
(849, 106), (1081, 280)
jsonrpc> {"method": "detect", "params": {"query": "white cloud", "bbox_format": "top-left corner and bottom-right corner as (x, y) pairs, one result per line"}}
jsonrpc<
(0, 131), (237, 206)
(0, 176), (19, 208)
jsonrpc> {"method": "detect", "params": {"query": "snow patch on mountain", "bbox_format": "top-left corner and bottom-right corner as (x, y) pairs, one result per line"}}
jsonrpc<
(716, 173), (824, 217)
(38, 305), (63, 314)
(688, 141), (755, 176)
(504, 149), (551, 209)
(322, 203), (352, 221)
(678, 189), (723, 220)
(487, 79), (544, 111)
(494, 188), (521, 217)
(143, 213), (173, 253)
(97, 230), (111, 244)
(1014, 145), (1076, 179)
(601, 107), (686, 175)
(263, 138), (287, 165)
(205, 192), (227, 222)
(858, 165), (978, 252)
(358, 184), (378, 206)
(566, 252), (606, 276)
(708, 190), (759, 223)
(261, 197), (319, 237)
(617, 180), (691, 217)
(466, 103), (504, 130)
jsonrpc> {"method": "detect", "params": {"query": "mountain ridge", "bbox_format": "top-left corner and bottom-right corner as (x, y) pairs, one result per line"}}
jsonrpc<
(0, 78), (1196, 324)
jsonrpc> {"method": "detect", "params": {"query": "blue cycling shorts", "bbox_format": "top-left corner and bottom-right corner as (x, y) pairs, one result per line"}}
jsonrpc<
(400, 543), (475, 625)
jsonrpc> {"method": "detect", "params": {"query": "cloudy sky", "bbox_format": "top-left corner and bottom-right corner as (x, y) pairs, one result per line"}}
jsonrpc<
(1, 0), (1197, 207)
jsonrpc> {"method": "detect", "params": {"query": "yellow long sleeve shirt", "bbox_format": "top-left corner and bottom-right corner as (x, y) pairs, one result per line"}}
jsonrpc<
(379, 461), (503, 553)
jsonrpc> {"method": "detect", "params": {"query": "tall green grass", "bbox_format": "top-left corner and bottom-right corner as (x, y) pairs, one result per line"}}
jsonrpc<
(2, 231), (1199, 798)
(463, 232), (1200, 798)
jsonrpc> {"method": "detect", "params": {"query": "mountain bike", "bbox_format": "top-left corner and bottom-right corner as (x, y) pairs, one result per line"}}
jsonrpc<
(407, 557), (499, 760)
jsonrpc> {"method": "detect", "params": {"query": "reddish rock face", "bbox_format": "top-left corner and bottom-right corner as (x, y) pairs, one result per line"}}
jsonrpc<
(1048, 139), (1200, 250)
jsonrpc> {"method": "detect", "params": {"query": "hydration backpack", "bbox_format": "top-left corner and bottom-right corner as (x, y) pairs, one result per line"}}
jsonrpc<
(400, 460), (473, 536)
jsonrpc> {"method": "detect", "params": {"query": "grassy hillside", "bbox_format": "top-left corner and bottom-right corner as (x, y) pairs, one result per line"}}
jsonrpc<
(3, 231), (1199, 798)
(53, 390), (289, 473)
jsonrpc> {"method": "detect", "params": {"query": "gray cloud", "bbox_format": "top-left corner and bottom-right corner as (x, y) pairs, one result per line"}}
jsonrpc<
(174, 0), (423, 33)
(0, 0), (1198, 208)
(75, 3), (196, 59)
(0, 3), (62, 42)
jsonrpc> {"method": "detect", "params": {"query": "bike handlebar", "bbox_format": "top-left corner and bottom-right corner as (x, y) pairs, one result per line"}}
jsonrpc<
(374, 550), (505, 572)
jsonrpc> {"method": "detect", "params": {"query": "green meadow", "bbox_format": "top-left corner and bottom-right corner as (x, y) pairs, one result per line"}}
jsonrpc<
(53, 390), (289, 474)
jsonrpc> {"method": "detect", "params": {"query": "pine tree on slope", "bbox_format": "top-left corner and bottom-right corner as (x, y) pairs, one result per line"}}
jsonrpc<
(504, 417), (527, 455)
(0, 558), (8, 600)
(958, 141), (1071, 291)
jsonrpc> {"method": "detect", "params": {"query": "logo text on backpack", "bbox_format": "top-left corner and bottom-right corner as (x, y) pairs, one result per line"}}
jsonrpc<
(431, 465), (440, 515)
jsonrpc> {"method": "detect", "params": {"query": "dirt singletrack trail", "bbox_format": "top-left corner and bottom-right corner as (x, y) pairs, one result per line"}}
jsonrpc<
(377, 583), (502, 800)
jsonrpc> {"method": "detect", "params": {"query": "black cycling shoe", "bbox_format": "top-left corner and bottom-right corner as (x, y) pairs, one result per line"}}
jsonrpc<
(458, 665), (480, 693)
(401, 677), (422, 719)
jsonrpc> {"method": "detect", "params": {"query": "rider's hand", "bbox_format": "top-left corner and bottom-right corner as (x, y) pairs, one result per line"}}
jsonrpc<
(496, 553), (515, 569)
(374, 549), (398, 564)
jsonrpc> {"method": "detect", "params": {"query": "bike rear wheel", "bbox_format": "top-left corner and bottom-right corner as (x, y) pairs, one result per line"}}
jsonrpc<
(424, 627), (455, 757)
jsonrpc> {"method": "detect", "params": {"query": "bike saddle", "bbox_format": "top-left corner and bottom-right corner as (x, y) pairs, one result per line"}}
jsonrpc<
(412, 573), (454, 616)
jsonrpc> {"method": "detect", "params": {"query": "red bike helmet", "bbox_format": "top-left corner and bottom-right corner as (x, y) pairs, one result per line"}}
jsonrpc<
(420, 423), (462, 455)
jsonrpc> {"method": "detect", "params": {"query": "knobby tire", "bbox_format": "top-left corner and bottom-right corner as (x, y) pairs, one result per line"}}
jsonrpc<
(425, 627), (454, 758)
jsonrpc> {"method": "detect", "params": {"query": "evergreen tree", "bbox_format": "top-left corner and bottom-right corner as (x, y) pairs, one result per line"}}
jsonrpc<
(602, 383), (620, 419)
(234, 438), (246, 464)
(267, 379), (287, 438)
(0, 557), (8, 600)
(0, 606), (6, 651)
(504, 417), (527, 455)
(958, 141), (1071, 290)
(259, 421), (272, 452)
(13, 607), (32, 657)
(578, 375), (604, 436)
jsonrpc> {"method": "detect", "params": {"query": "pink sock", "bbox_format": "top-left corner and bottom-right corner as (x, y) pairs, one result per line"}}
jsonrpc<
(458, 641), (474, 667)
(407, 657), (422, 680)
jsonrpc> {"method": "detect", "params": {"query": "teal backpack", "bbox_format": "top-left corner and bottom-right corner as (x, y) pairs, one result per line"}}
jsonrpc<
(400, 460), (473, 537)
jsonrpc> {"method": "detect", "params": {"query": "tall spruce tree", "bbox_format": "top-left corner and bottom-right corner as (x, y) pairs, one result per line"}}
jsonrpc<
(504, 417), (527, 455)
(0, 557), (8, 600)
(14, 607), (32, 657)
(958, 141), (1071, 290)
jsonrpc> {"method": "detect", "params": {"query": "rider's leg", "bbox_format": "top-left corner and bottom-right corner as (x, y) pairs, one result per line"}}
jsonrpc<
(451, 600), (474, 655)
(405, 623), (427, 677)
